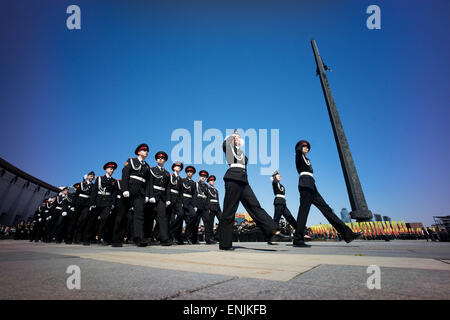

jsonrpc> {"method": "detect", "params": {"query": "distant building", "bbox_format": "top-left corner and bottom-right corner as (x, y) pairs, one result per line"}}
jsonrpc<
(383, 216), (391, 222)
(340, 208), (351, 223)
(0, 158), (59, 226)
(373, 214), (383, 222)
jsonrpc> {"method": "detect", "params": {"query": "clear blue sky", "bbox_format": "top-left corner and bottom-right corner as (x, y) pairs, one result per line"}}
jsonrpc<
(1, 0), (449, 227)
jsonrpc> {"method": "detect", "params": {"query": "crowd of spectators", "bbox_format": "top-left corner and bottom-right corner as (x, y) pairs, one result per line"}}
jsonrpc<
(1, 218), (449, 242)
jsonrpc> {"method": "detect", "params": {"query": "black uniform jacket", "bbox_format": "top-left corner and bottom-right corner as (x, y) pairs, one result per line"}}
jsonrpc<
(295, 144), (315, 190)
(222, 135), (249, 184)
(121, 158), (151, 198)
(168, 173), (183, 203)
(90, 175), (117, 207)
(272, 179), (287, 205)
(75, 181), (93, 207)
(207, 185), (221, 211)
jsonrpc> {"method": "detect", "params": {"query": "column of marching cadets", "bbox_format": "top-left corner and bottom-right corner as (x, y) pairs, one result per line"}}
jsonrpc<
(29, 134), (364, 249)
(29, 143), (223, 247)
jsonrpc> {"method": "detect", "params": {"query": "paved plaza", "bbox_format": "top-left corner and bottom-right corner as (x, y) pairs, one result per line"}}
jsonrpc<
(1, 239), (449, 300)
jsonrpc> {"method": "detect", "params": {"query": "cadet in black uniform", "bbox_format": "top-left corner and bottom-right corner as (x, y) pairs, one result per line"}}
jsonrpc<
(293, 140), (363, 247)
(167, 162), (185, 244)
(181, 166), (197, 243)
(219, 130), (288, 250)
(63, 182), (80, 244)
(271, 170), (297, 231)
(83, 162), (118, 245)
(73, 172), (95, 244)
(111, 179), (128, 247)
(42, 197), (56, 242)
(120, 143), (152, 247)
(191, 170), (212, 244)
(31, 201), (46, 242)
(148, 151), (172, 246)
(206, 175), (221, 244)
(54, 187), (73, 243)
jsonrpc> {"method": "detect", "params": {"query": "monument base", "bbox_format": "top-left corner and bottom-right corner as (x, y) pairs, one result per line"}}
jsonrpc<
(349, 209), (373, 222)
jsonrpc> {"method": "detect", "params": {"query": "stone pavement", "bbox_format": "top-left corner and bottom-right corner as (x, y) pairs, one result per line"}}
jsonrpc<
(0, 239), (449, 300)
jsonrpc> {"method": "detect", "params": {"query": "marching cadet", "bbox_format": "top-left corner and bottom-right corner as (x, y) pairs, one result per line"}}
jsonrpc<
(167, 161), (185, 244)
(148, 151), (172, 246)
(42, 197), (56, 242)
(191, 170), (212, 244)
(119, 143), (151, 247)
(83, 162), (118, 245)
(73, 172), (95, 244)
(271, 170), (298, 232)
(53, 186), (73, 243)
(62, 183), (80, 244)
(206, 175), (222, 239)
(219, 130), (288, 250)
(293, 140), (363, 247)
(181, 166), (198, 243)
(111, 179), (128, 247)
(31, 201), (46, 242)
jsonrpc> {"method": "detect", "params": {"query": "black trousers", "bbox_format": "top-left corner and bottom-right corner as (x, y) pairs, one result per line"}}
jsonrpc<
(219, 180), (278, 248)
(273, 204), (297, 228)
(153, 200), (170, 242)
(183, 200), (197, 241)
(112, 198), (128, 244)
(96, 206), (113, 240)
(118, 195), (146, 243)
(74, 205), (90, 242)
(187, 208), (205, 243)
(54, 214), (71, 242)
(65, 209), (79, 242)
(168, 199), (185, 241)
(202, 209), (215, 241)
(294, 186), (353, 241)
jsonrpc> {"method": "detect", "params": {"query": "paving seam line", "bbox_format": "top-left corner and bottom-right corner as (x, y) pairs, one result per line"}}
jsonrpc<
(157, 277), (239, 300)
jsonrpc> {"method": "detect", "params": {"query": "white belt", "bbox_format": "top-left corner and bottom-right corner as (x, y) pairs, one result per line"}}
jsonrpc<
(183, 193), (192, 198)
(56, 207), (62, 210)
(170, 189), (179, 194)
(79, 194), (90, 198)
(98, 191), (111, 196)
(300, 172), (314, 177)
(230, 163), (246, 169)
(276, 194), (285, 199)
(197, 194), (206, 198)
(210, 199), (218, 203)
(153, 185), (165, 191)
(130, 175), (146, 183)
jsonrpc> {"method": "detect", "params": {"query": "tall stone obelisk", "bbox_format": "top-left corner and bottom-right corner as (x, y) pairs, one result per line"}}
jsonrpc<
(311, 39), (373, 222)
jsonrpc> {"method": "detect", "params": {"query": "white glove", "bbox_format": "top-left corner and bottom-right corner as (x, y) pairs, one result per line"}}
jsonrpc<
(123, 191), (130, 198)
(38, 218), (42, 222)
(149, 197), (156, 203)
(145, 197), (149, 203)
(194, 207), (197, 212)
(62, 212), (67, 217)
(70, 207), (75, 211)
(166, 201), (171, 207)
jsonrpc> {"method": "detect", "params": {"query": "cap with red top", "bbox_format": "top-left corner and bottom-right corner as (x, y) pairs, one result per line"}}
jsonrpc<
(171, 161), (183, 171)
(185, 166), (196, 174)
(295, 140), (311, 151)
(207, 175), (216, 182)
(199, 170), (209, 178)
(135, 143), (149, 155)
(103, 161), (118, 170)
(155, 151), (168, 161)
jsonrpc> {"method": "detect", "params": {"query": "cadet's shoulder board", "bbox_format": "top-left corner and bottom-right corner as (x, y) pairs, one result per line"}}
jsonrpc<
(125, 158), (130, 166)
